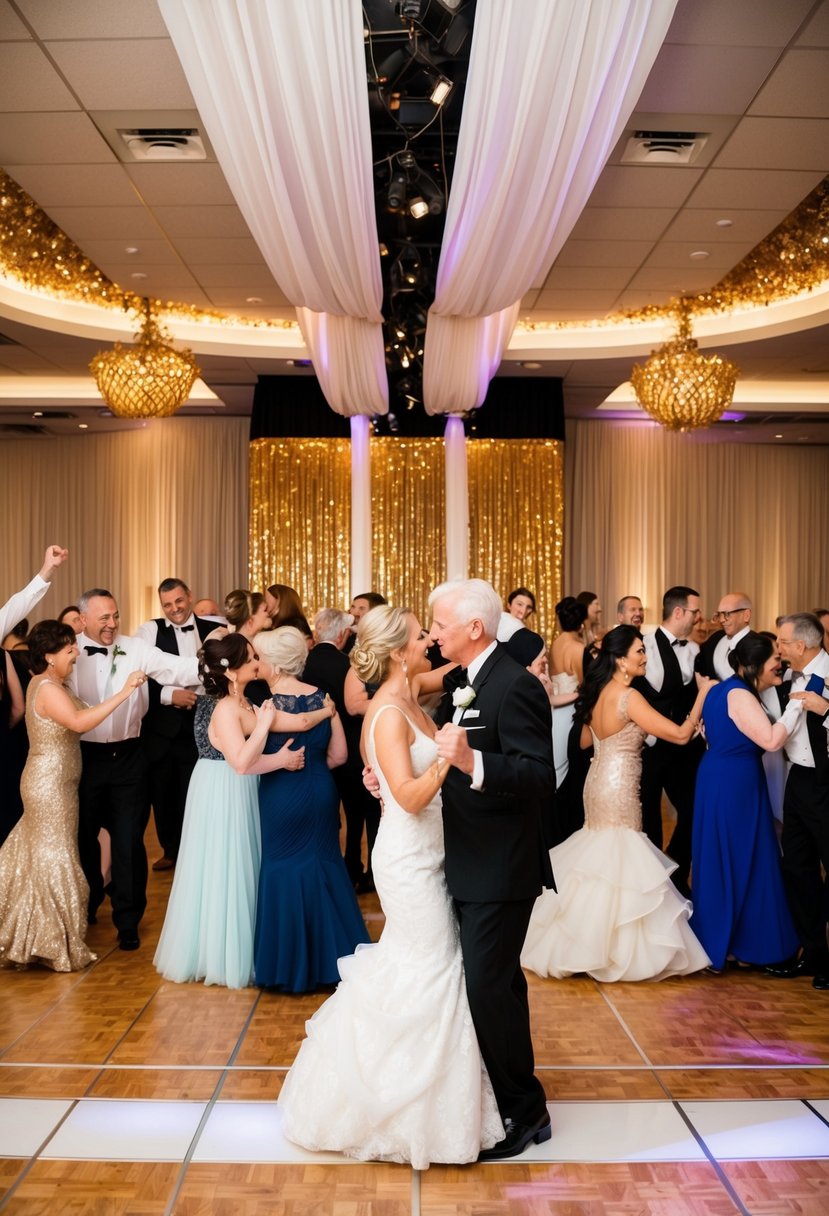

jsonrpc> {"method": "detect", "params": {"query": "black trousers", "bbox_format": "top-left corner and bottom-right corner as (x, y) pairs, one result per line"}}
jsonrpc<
(454, 896), (547, 1126)
(143, 728), (197, 861)
(334, 763), (381, 882)
(639, 737), (702, 889)
(78, 740), (149, 937)
(781, 765), (829, 967)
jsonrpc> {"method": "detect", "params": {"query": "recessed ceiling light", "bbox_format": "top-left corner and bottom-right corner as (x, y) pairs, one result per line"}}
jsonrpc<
(32, 410), (43, 417)
(130, 271), (148, 280)
(715, 219), (733, 229)
(245, 296), (263, 304)
(125, 246), (140, 254)
(521, 361), (542, 369)
(689, 249), (710, 260)
(78, 423), (89, 429)
(774, 433), (783, 438)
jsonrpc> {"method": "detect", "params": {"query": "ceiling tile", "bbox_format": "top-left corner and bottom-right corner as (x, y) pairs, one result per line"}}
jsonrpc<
(686, 167), (826, 209)
(0, 43), (78, 110)
(79, 239), (181, 266)
(172, 238), (265, 264)
(152, 206), (253, 240)
(715, 116), (829, 169)
(664, 0), (814, 47)
(642, 240), (755, 270)
(16, 0), (170, 38)
(587, 166), (703, 209)
(0, 112), (116, 163)
(635, 44), (781, 115)
(568, 208), (676, 242)
(627, 266), (726, 292)
(543, 266), (634, 290)
(520, 290), (540, 309)
(748, 49), (829, 118)
(553, 240), (654, 268)
(796, 2), (829, 47)
(662, 208), (789, 244)
(189, 264), (282, 289)
(533, 289), (625, 312)
(46, 39), (194, 110)
(125, 163), (235, 206)
(6, 163), (140, 207)
(101, 263), (200, 291)
(205, 288), (293, 308)
(0, 3), (31, 38)
(45, 205), (161, 239)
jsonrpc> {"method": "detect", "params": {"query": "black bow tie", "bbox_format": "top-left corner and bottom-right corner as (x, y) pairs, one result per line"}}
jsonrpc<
(672, 639), (688, 648)
(443, 665), (470, 692)
(84, 645), (108, 656)
(177, 624), (195, 632)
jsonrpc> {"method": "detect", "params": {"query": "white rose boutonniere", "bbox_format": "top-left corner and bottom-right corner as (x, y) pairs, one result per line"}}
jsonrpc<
(111, 644), (127, 677)
(452, 685), (476, 710)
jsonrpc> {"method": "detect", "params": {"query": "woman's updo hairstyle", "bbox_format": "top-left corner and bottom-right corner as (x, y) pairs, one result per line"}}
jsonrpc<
(555, 596), (588, 633)
(200, 633), (251, 697)
(254, 626), (307, 678)
(28, 620), (76, 674)
(351, 605), (412, 687)
(223, 589), (264, 630)
(730, 632), (774, 698)
(574, 624), (642, 726)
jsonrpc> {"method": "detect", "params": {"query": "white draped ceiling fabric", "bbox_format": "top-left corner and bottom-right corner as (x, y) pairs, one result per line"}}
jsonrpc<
(423, 0), (678, 414)
(158, 0), (387, 418)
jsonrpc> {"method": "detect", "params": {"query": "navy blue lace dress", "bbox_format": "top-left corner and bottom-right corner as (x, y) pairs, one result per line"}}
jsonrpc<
(253, 690), (369, 991)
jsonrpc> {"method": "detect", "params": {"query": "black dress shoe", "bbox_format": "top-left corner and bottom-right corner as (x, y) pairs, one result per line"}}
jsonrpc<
(118, 933), (140, 951)
(813, 974), (829, 991)
(765, 955), (815, 979)
(478, 1111), (551, 1161)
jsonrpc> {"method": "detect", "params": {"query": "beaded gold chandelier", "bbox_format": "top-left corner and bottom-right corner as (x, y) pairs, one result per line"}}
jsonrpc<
(630, 300), (739, 432)
(90, 298), (199, 419)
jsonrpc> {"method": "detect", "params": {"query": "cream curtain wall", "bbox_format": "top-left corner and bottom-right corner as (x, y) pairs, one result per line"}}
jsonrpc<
(0, 419), (249, 633)
(565, 421), (829, 631)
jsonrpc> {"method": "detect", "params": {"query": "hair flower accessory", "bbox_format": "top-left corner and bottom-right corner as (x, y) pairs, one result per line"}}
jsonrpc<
(220, 657), (229, 668)
(452, 685), (476, 709)
(110, 644), (126, 676)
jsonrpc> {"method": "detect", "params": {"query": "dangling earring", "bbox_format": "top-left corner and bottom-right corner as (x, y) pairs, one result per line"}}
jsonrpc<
(620, 665), (629, 684)
(402, 659), (408, 676)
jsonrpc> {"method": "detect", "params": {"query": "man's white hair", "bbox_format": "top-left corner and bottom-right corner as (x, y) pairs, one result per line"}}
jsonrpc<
(429, 579), (501, 638)
(313, 607), (354, 643)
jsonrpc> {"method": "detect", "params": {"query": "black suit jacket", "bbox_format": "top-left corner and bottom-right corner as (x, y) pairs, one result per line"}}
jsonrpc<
(437, 644), (555, 902)
(142, 616), (213, 741)
(695, 629), (759, 680)
(635, 629), (697, 724)
(303, 643), (362, 761)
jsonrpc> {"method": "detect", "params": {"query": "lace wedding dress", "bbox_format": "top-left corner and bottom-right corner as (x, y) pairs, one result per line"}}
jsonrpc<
(279, 704), (503, 1169)
(522, 689), (709, 982)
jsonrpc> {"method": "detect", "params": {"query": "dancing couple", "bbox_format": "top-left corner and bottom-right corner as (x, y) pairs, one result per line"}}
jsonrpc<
(279, 579), (556, 1168)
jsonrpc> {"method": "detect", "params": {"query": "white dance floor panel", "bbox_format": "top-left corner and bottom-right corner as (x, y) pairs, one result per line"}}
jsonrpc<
(3, 1096), (829, 1165)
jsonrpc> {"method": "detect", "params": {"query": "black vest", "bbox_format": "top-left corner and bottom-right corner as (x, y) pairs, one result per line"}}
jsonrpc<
(636, 629), (697, 724)
(142, 616), (213, 740)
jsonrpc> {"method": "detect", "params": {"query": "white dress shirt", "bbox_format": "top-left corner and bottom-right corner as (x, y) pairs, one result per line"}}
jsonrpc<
(0, 574), (50, 642)
(642, 626), (699, 693)
(712, 625), (750, 680)
(69, 632), (200, 743)
(783, 649), (829, 767)
(136, 614), (203, 705)
(451, 639), (498, 791)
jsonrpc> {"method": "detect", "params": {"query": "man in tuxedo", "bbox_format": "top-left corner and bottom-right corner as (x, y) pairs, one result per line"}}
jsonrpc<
(430, 579), (554, 1160)
(304, 608), (380, 890)
(615, 595), (644, 628)
(136, 579), (214, 871)
(767, 613), (829, 990)
(635, 585), (703, 893)
(695, 592), (754, 680)
(70, 588), (200, 950)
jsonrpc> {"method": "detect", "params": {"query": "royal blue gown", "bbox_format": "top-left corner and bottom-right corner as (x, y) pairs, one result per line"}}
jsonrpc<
(253, 690), (369, 992)
(691, 676), (798, 970)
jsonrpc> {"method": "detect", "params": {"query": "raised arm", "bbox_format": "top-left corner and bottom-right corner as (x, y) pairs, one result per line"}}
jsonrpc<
(210, 698), (306, 776)
(344, 666), (371, 716)
(271, 695), (335, 734)
(36, 671), (145, 734)
(626, 680), (713, 745)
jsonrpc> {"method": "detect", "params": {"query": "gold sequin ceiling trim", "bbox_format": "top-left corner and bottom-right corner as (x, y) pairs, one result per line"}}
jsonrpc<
(0, 169), (296, 332)
(1, 168), (826, 333)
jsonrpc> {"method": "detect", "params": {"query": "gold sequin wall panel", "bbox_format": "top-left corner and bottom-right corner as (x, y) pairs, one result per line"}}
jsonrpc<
(249, 438), (352, 613)
(369, 437), (446, 623)
(467, 439), (564, 644)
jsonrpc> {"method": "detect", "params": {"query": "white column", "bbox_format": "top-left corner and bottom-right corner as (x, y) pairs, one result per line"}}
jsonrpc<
(443, 414), (469, 580)
(350, 415), (372, 597)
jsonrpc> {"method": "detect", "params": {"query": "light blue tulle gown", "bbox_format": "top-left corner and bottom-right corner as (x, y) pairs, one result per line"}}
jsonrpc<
(154, 696), (261, 988)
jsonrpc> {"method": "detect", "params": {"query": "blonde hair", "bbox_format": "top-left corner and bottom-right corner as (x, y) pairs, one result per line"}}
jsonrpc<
(351, 605), (412, 686)
(224, 588), (264, 629)
(254, 626), (307, 677)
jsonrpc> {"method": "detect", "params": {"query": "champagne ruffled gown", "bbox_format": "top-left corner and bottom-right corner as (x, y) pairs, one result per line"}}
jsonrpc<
(0, 680), (95, 971)
(522, 689), (709, 982)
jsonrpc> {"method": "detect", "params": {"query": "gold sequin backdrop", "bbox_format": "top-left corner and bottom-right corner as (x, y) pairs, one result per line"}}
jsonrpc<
(249, 436), (564, 638)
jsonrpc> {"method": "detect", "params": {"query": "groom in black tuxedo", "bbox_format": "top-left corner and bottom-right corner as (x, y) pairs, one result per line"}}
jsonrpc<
(430, 579), (555, 1160)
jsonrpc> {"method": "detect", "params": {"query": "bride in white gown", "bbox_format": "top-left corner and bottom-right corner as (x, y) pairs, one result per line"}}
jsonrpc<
(279, 606), (503, 1169)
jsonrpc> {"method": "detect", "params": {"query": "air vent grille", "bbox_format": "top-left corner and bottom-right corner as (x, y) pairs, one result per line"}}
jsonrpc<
(117, 128), (207, 161)
(622, 130), (708, 165)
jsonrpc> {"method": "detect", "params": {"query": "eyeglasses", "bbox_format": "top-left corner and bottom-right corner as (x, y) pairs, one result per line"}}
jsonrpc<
(717, 608), (750, 620)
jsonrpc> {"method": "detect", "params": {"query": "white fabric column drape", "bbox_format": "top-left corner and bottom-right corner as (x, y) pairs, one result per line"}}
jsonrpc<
(349, 415), (372, 597)
(443, 415), (469, 580)
(423, 0), (678, 414)
(159, 0), (387, 416)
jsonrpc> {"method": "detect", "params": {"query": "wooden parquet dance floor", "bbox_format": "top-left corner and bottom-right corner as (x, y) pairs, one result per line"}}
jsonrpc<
(2, 826), (829, 1215)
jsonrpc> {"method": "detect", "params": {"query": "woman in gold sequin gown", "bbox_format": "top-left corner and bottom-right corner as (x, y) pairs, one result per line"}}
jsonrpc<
(0, 621), (145, 972)
(522, 626), (713, 983)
